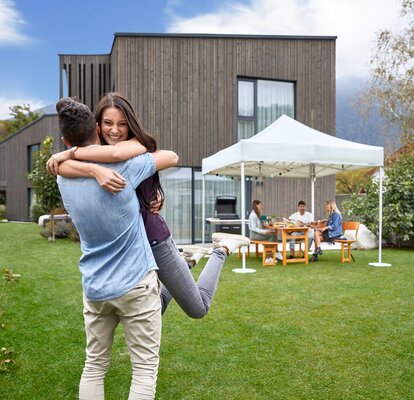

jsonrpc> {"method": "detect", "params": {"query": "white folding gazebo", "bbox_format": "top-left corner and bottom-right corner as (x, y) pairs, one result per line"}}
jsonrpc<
(201, 115), (390, 272)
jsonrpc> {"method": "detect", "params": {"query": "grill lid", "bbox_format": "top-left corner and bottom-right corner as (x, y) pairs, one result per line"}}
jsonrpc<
(216, 213), (239, 220)
(215, 196), (237, 215)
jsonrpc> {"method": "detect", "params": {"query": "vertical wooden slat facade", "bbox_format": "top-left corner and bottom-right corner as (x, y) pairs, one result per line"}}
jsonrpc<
(59, 54), (111, 111)
(59, 34), (336, 219)
(0, 145), (5, 188)
(0, 115), (63, 220)
(110, 34), (336, 219)
(111, 34), (336, 153)
(1, 33), (336, 222)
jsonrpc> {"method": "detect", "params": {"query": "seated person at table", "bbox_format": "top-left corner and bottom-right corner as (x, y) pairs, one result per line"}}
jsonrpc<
(288, 200), (314, 258)
(248, 200), (276, 242)
(311, 200), (343, 262)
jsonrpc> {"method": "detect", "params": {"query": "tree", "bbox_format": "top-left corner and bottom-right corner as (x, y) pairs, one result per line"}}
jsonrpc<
(343, 150), (414, 247)
(335, 168), (372, 194)
(347, 0), (414, 246)
(28, 136), (62, 241)
(0, 104), (39, 141)
(360, 0), (414, 147)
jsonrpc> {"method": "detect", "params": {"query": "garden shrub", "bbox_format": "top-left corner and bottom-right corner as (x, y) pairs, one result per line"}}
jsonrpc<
(343, 154), (414, 247)
(0, 205), (6, 220)
(30, 203), (46, 223)
(69, 222), (80, 243)
(41, 220), (72, 239)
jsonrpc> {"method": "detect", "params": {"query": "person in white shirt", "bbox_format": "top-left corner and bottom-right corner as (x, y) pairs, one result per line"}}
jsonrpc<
(288, 200), (314, 258)
(248, 200), (276, 242)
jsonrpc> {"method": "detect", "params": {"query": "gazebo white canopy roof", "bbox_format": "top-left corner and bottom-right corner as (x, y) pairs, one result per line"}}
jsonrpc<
(201, 115), (390, 271)
(202, 115), (384, 178)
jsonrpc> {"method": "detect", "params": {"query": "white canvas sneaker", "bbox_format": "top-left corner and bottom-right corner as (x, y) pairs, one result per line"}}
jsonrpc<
(211, 232), (250, 254)
(180, 245), (210, 269)
(180, 245), (210, 255)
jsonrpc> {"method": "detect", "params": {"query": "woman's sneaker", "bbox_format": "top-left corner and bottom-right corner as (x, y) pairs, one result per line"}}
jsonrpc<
(180, 245), (210, 269)
(211, 233), (250, 254)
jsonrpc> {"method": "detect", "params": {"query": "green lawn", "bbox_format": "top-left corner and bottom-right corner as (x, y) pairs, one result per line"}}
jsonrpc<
(0, 222), (413, 399)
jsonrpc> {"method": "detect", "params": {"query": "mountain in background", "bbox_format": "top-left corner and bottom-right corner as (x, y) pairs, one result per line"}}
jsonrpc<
(336, 76), (400, 153)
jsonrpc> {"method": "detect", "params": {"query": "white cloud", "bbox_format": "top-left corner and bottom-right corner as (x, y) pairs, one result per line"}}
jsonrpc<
(0, 97), (45, 120)
(166, 0), (404, 78)
(0, 0), (31, 45)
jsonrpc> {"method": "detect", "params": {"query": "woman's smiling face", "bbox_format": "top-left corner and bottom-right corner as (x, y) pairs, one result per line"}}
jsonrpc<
(99, 107), (129, 145)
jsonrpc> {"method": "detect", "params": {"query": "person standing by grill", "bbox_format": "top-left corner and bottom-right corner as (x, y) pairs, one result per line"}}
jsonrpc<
(248, 200), (276, 242)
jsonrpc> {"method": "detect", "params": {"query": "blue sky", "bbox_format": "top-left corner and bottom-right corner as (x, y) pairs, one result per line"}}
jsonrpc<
(0, 0), (403, 119)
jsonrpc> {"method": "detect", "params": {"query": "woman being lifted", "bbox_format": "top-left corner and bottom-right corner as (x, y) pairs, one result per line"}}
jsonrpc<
(47, 93), (250, 318)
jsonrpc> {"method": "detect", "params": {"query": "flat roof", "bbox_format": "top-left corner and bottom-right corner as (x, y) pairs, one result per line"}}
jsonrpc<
(58, 33), (337, 63)
(111, 32), (336, 54)
(114, 32), (337, 40)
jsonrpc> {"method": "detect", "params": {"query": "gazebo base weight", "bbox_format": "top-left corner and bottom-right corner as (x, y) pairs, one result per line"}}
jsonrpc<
(368, 262), (392, 267)
(232, 268), (256, 274)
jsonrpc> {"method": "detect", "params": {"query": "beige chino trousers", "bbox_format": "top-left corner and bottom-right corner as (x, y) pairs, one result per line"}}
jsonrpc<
(79, 270), (161, 400)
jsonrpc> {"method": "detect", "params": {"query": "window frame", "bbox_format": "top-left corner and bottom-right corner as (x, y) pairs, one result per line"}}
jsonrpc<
(27, 143), (41, 173)
(237, 78), (257, 137)
(237, 77), (296, 141)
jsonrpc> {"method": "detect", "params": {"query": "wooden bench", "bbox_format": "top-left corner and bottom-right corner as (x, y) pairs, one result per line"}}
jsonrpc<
(238, 240), (278, 266)
(336, 221), (360, 263)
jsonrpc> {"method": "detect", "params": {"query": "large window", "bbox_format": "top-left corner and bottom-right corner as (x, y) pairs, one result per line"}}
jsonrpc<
(159, 167), (241, 244)
(238, 80), (255, 140)
(27, 188), (37, 220)
(194, 172), (242, 243)
(159, 167), (193, 243)
(237, 78), (295, 140)
(27, 143), (40, 172)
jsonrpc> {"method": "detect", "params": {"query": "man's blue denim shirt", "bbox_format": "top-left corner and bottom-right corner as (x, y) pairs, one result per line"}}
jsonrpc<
(58, 153), (157, 301)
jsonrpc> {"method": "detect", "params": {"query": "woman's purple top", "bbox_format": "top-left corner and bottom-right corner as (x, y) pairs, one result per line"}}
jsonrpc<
(139, 175), (171, 244)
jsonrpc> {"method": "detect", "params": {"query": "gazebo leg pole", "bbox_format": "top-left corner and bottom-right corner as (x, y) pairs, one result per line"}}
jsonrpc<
(369, 166), (391, 267)
(202, 175), (205, 246)
(233, 161), (256, 274)
(310, 164), (315, 218)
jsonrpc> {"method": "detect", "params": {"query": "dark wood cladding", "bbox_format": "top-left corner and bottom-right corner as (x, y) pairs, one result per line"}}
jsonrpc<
(0, 146), (5, 186)
(59, 54), (111, 111)
(111, 35), (335, 167)
(110, 35), (336, 217)
(58, 34), (336, 222)
(2, 35), (336, 223)
(0, 115), (63, 220)
(253, 175), (335, 221)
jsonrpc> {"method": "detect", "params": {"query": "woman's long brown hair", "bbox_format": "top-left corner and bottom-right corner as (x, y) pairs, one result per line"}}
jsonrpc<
(252, 200), (262, 219)
(95, 93), (165, 211)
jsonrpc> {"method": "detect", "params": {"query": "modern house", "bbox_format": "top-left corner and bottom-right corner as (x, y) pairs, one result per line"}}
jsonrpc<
(0, 108), (63, 221)
(0, 33), (336, 243)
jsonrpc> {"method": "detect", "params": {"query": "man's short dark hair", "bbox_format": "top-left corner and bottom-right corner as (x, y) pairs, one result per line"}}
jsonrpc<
(298, 200), (306, 206)
(56, 98), (96, 146)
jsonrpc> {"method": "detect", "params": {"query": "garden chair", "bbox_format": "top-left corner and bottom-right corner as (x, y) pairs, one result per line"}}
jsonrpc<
(336, 221), (360, 263)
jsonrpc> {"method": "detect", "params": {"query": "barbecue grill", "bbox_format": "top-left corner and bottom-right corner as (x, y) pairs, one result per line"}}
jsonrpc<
(215, 196), (241, 234)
